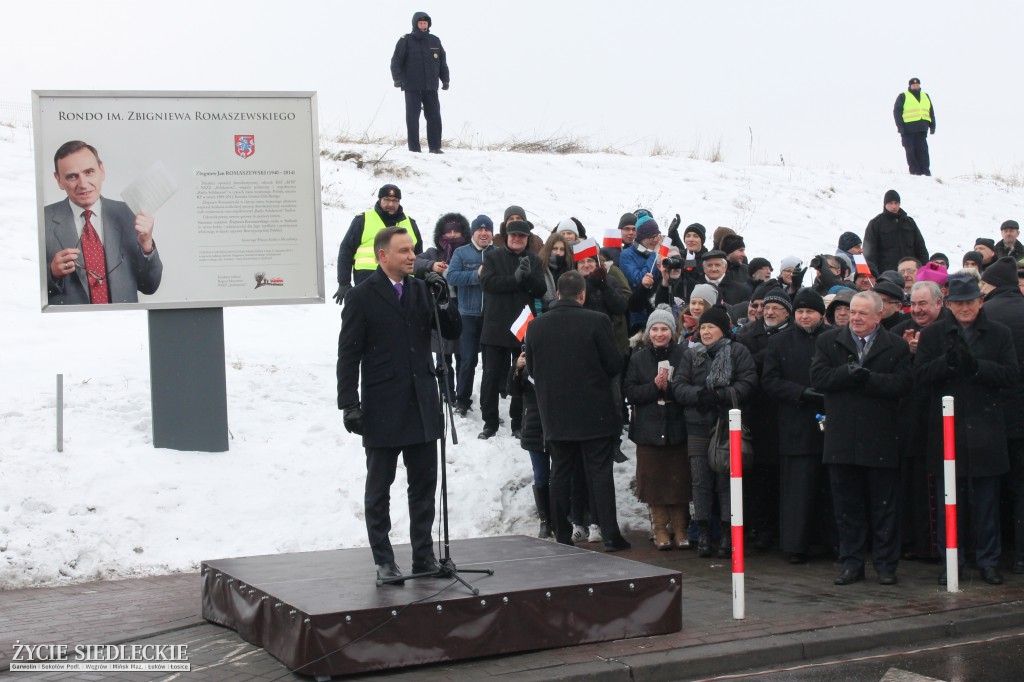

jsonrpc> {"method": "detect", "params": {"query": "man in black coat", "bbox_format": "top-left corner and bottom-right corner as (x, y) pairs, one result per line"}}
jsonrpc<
(915, 277), (1018, 585)
(979, 258), (1024, 574)
(526, 271), (630, 551)
(391, 11), (450, 153)
(478, 220), (547, 439)
(337, 226), (461, 584)
(891, 280), (949, 560)
(762, 289), (832, 563)
(863, 189), (929, 276)
(810, 291), (913, 586)
(737, 287), (793, 549)
(701, 249), (752, 305)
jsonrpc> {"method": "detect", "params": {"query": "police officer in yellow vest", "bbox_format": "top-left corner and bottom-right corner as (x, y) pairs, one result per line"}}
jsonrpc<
(334, 184), (424, 303)
(893, 77), (936, 176)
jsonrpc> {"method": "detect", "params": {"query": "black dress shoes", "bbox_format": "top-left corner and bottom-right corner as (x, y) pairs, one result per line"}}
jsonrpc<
(375, 562), (404, 584)
(603, 535), (632, 552)
(980, 566), (1004, 585)
(478, 426), (497, 440)
(1013, 560), (1024, 575)
(412, 555), (443, 575)
(834, 568), (865, 585)
(878, 572), (898, 585)
(429, 149), (444, 154)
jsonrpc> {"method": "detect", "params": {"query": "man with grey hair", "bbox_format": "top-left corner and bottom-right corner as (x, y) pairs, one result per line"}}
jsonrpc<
(892, 280), (948, 561)
(810, 291), (913, 586)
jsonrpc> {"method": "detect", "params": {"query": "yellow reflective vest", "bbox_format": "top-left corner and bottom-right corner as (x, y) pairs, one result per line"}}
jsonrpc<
(902, 91), (932, 124)
(353, 211), (416, 271)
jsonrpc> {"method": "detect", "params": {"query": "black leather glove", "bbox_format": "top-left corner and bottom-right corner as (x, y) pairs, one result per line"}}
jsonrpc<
(801, 388), (825, 406)
(669, 214), (681, 234)
(945, 344), (960, 369)
(393, 80), (403, 89)
(442, 82), (450, 91)
(342, 405), (365, 435)
(590, 265), (607, 285)
(714, 387), (731, 406)
(848, 362), (870, 384)
(953, 338), (978, 375)
(424, 271), (449, 302)
(514, 256), (532, 283)
(333, 284), (352, 305)
(791, 267), (807, 289)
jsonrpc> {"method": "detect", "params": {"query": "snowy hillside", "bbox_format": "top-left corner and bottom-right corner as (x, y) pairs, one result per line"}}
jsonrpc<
(1, 124), (1022, 588)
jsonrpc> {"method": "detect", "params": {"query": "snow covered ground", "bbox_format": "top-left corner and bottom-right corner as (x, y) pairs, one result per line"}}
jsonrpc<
(1, 124), (1022, 588)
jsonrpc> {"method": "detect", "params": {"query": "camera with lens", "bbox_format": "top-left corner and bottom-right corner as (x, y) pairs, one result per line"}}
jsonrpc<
(661, 255), (683, 270)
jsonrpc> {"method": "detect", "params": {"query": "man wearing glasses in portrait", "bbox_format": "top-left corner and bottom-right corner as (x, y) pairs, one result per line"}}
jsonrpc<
(45, 140), (163, 306)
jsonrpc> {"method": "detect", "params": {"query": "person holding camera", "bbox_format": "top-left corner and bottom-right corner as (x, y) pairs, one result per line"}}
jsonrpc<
(337, 226), (461, 584)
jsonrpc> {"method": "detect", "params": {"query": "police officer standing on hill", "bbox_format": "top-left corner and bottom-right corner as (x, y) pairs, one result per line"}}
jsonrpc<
(391, 11), (450, 154)
(894, 77), (936, 176)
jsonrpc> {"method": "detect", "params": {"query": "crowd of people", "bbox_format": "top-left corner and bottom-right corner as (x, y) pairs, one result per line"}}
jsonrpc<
(336, 183), (1024, 587)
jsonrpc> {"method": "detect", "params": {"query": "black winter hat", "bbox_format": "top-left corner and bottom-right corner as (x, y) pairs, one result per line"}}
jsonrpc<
(963, 251), (984, 268)
(763, 289), (793, 314)
(378, 184), (401, 200)
(505, 220), (532, 235)
(618, 213), (637, 230)
(873, 280), (905, 302)
(826, 288), (855, 320)
(1001, 220), (1020, 232)
(879, 270), (904, 288)
(503, 205), (527, 224)
(975, 237), (997, 252)
(684, 223), (707, 244)
(698, 305), (733, 339)
(908, 77), (921, 86)
(838, 231), (862, 251)
(747, 257), (773, 277)
(751, 280), (778, 302)
(929, 252), (950, 267)
(720, 234), (746, 256)
(883, 189), (901, 205)
(792, 288), (826, 315)
(981, 256), (1019, 288)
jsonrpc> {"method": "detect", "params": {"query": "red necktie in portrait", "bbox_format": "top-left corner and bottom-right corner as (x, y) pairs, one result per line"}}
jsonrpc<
(82, 209), (110, 304)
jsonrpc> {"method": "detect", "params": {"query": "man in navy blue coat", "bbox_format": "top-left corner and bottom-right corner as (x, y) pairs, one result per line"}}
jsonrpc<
(391, 11), (450, 153)
(338, 226), (461, 583)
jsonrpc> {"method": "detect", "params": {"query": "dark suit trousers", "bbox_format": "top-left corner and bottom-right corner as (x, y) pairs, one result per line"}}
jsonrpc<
(1008, 438), (1024, 563)
(549, 437), (622, 544)
(480, 344), (522, 432)
(404, 90), (442, 152)
(901, 131), (931, 176)
(780, 454), (833, 555)
(829, 463), (901, 574)
(364, 442), (437, 565)
(936, 475), (1002, 568)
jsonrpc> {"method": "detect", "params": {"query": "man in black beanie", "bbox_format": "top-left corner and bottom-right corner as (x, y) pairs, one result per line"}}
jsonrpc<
(893, 77), (935, 175)
(863, 189), (928, 275)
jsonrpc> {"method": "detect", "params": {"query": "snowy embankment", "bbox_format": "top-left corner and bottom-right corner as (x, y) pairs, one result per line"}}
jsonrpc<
(1, 124), (1021, 588)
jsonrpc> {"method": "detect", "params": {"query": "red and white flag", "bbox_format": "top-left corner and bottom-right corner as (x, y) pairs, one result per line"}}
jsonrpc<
(853, 253), (872, 276)
(572, 237), (599, 262)
(602, 229), (622, 248)
(511, 305), (535, 342)
(658, 236), (675, 258)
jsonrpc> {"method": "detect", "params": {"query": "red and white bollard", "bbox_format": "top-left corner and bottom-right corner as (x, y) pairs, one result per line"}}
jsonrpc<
(729, 408), (745, 619)
(942, 396), (958, 593)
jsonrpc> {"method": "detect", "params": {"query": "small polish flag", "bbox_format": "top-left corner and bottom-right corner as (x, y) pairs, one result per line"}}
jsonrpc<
(572, 237), (599, 262)
(658, 236), (675, 258)
(853, 253), (872, 276)
(511, 305), (535, 342)
(602, 229), (622, 248)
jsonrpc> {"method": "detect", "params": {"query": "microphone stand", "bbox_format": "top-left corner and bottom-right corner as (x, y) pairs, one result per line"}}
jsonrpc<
(377, 280), (494, 594)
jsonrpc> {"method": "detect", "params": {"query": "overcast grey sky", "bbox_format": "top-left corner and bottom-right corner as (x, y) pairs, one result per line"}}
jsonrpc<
(4, 1), (1019, 175)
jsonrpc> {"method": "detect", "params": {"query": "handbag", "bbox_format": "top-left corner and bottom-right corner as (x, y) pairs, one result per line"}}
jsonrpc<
(707, 387), (754, 474)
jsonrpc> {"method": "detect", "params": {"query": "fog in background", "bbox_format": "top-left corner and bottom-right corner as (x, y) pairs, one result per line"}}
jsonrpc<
(3, 0), (1019, 176)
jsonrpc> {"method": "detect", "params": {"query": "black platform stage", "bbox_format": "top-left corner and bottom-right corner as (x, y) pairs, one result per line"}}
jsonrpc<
(202, 535), (682, 678)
